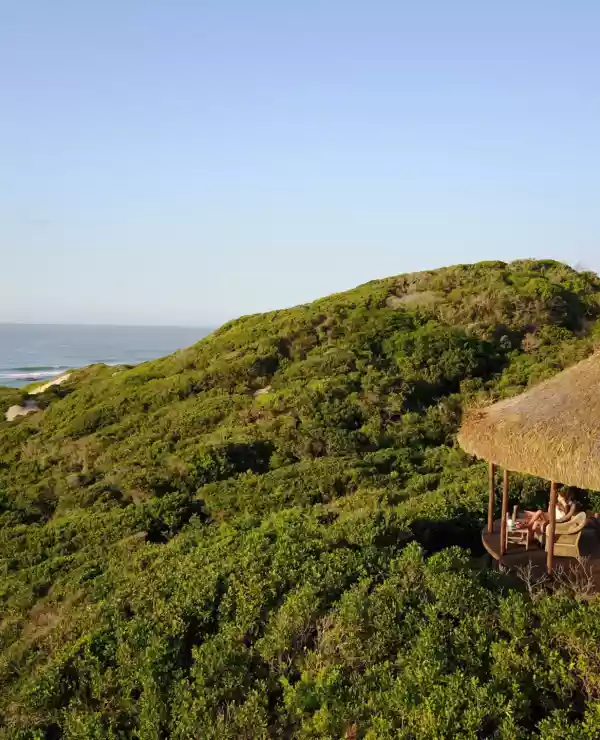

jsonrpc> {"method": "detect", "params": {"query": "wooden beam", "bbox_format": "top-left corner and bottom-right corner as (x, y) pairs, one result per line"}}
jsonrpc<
(488, 462), (496, 534)
(500, 469), (509, 557)
(547, 481), (558, 573)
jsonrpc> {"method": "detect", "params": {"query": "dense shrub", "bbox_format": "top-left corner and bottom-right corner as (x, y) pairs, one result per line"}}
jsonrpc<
(2, 259), (600, 737)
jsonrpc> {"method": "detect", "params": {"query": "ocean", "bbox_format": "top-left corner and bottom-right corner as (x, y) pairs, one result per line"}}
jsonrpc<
(0, 324), (212, 389)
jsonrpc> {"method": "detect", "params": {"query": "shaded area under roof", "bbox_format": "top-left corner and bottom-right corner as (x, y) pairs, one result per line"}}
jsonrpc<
(458, 351), (600, 491)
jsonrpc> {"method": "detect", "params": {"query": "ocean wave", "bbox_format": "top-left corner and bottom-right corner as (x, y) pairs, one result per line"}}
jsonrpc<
(8, 365), (66, 372)
(0, 368), (69, 381)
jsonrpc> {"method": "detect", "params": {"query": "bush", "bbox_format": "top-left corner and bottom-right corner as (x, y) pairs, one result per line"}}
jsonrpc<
(2, 259), (600, 736)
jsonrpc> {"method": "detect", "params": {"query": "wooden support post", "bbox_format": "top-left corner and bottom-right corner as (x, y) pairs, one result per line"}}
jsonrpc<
(547, 481), (558, 574)
(488, 462), (496, 534)
(500, 469), (509, 557)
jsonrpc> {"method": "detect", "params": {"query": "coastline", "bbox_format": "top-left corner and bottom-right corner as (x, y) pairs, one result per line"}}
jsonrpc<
(29, 372), (72, 395)
(0, 323), (211, 389)
(4, 372), (72, 421)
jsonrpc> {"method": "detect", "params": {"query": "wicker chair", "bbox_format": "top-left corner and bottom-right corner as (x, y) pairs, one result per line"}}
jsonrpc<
(545, 512), (587, 558)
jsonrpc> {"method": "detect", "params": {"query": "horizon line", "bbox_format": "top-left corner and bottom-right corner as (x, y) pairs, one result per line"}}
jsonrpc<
(0, 321), (218, 330)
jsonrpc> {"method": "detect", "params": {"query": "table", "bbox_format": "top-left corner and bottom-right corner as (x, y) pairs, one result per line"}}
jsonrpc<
(506, 525), (530, 551)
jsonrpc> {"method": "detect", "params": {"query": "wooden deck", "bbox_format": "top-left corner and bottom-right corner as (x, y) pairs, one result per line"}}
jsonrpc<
(482, 519), (600, 595)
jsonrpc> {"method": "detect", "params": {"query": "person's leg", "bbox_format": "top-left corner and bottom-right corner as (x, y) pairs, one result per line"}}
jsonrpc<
(526, 511), (547, 539)
(533, 512), (549, 539)
(523, 510), (538, 524)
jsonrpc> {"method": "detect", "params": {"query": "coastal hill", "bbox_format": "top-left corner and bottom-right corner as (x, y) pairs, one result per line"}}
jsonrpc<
(3, 260), (600, 737)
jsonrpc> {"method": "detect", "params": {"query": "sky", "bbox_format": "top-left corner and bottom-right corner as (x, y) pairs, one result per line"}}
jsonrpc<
(1, 1), (599, 326)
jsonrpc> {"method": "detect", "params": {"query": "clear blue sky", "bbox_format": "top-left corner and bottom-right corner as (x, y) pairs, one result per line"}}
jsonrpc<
(2, 1), (599, 326)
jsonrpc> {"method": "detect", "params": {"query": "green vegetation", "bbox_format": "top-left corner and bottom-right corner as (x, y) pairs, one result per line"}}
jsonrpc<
(2, 259), (600, 738)
(0, 387), (24, 417)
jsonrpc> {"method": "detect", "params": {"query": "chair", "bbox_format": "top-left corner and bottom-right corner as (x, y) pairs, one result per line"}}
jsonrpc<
(545, 512), (587, 558)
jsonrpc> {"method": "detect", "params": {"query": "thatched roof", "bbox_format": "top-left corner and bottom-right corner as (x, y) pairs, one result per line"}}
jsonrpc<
(458, 352), (600, 490)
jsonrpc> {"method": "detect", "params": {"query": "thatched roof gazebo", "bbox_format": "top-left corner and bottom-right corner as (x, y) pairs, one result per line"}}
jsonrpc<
(458, 351), (600, 573)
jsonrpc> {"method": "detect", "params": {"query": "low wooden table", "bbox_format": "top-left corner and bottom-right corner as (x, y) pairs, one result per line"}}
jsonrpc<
(506, 525), (530, 551)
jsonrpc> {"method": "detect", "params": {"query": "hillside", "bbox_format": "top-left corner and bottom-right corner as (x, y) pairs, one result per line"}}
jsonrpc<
(3, 259), (600, 738)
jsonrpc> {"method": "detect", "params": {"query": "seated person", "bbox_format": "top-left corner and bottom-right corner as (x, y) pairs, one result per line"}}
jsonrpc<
(522, 485), (577, 536)
(586, 512), (600, 530)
